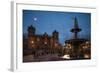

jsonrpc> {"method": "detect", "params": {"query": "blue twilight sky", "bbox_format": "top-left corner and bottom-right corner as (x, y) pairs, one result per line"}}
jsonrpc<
(23, 10), (91, 45)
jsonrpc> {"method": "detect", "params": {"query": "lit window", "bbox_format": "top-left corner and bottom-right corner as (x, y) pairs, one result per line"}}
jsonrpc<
(37, 38), (40, 41)
(84, 54), (90, 58)
(86, 41), (89, 44)
(66, 44), (72, 49)
(31, 41), (34, 44)
(55, 43), (58, 47)
(44, 42), (47, 44)
(82, 45), (88, 49)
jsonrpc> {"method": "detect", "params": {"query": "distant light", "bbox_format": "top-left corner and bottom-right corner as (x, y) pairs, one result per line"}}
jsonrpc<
(62, 54), (70, 59)
(86, 41), (89, 44)
(66, 44), (72, 49)
(84, 54), (90, 58)
(44, 42), (47, 44)
(31, 41), (34, 44)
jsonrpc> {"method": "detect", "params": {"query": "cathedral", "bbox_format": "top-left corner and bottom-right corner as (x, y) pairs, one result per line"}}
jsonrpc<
(27, 25), (61, 49)
(23, 25), (63, 60)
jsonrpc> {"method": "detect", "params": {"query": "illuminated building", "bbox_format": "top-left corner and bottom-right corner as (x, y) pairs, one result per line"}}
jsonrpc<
(23, 25), (63, 58)
(27, 25), (60, 49)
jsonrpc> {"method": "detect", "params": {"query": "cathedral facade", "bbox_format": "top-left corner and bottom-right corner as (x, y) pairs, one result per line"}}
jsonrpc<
(27, 25), (61, 49)
(23, 25), (64, 58)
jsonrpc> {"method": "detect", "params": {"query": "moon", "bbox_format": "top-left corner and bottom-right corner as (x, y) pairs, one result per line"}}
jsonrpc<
(33, 17), (37, 21)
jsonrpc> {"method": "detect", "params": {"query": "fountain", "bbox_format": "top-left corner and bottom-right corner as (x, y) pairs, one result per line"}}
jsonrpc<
(65, 17), (91, 60)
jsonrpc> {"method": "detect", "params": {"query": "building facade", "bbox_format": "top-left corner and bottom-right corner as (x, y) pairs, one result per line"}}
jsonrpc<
(27, 25), (61, 49)
(23, 25), (64, 58)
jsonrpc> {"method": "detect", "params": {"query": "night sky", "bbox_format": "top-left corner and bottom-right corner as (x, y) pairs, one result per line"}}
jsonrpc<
(23, 10), (91, 45)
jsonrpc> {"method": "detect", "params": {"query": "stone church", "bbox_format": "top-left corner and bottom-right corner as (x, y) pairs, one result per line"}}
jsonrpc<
(23, 25), (63, 57)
